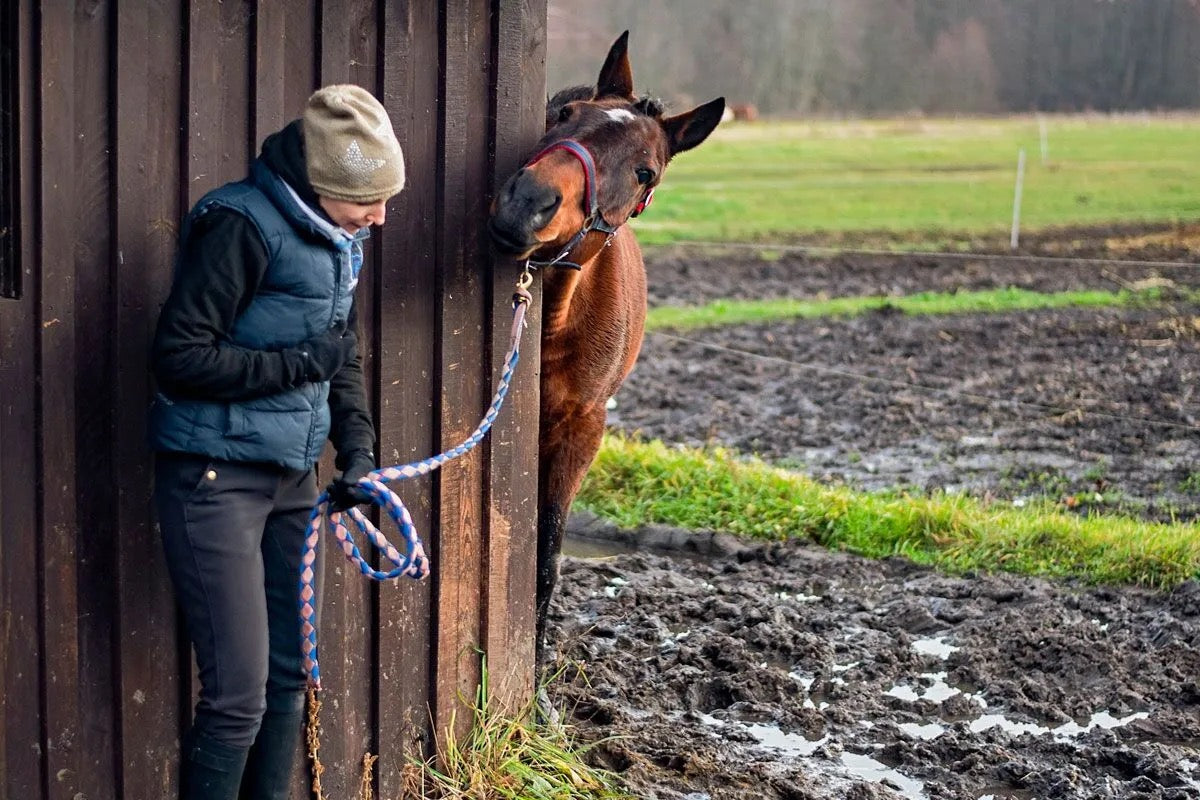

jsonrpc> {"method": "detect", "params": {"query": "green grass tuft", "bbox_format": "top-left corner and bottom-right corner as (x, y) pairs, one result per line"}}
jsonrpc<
(645, 287), (1188, 331)
(577, 436), (1200, 589)
(416, 662), (633, 800)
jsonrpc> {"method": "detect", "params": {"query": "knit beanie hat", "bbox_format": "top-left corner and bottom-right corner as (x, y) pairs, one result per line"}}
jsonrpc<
(302, 85), (405, 203)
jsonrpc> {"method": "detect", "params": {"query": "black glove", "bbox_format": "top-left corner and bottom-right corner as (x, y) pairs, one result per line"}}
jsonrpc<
(296, 327), (357, 382)
(327, 450), (376, 513)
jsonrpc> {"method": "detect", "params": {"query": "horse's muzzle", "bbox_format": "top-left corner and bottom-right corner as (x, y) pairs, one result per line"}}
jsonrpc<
(489, 169), (563, 256)
(487, 217), (538, 256)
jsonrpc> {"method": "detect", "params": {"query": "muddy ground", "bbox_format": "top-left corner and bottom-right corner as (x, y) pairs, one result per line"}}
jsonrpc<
(545, 231), (1200, 798)
(549, 522), (1200, 800)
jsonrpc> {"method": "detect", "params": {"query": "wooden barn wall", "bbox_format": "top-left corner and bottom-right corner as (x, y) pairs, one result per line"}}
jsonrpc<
(0, 1), (547, 798)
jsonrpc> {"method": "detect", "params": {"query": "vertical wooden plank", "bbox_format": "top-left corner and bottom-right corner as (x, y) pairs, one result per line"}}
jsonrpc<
(251, 0), (287, 144)
(0, 1), (46, 796)
(181, 0), (253, 760)
(433, 0), (492, 738)
(319, 0), (376, 87)
(113, 0), (185, 796)
(375, 0), (440, 792)
(37, 2), (84, 798)
(252, 0), (317, 146)
(70, 1), (117, 796)
(308, 2), (379, 796)
(253, 5), (327, 799)
(0, 0), (18, 298)
(186, 0), (253, 204)
(483, 0), (546, 711)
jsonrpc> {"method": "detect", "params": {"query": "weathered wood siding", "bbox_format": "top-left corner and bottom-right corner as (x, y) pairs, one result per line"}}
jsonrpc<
(0, 2), (546, 797)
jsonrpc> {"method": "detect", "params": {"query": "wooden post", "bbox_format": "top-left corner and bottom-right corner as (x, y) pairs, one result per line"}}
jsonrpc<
(113, 3), (186, 796)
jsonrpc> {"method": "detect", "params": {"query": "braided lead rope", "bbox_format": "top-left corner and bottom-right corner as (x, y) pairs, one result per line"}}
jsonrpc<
(300, 279), (534, 689)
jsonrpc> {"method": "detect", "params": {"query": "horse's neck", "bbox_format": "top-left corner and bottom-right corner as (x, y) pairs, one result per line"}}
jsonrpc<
(539, 233), (615, 338)
(541, 268), (584, 339)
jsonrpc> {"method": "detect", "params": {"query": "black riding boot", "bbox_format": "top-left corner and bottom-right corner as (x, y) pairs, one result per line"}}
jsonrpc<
(182, 730), (250, 800)
(238, 708), (306, 800)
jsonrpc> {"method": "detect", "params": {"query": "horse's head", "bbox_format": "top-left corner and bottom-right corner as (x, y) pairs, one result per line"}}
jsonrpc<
(489, 31), (725, 260)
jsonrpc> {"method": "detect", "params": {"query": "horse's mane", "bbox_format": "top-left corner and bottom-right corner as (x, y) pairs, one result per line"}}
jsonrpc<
(546, 85), (594, 126)
(632, 96), (665, 118)
(546, 84), (666, 123)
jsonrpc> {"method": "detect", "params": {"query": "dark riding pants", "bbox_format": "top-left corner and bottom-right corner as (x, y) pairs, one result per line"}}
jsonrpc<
(155, 452), (321, 748)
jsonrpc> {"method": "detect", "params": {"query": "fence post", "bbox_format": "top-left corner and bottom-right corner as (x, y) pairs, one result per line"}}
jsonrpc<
(1011, 148), (1027, 250)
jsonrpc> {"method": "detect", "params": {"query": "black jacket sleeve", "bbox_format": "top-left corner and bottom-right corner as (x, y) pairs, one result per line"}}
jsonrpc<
(152, 208), (311, 401)
(328, 299), (377, 469)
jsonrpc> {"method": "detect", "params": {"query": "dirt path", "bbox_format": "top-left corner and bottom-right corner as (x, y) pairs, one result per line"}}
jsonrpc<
(549, 522), (1200, 799)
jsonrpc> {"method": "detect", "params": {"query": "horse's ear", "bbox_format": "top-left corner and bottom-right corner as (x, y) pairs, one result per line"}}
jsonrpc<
(661, 97), (726, 156)
(596, 31), (634, 99)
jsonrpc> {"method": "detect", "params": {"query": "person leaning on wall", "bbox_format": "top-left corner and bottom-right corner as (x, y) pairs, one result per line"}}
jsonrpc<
(148, 85), (402, 800)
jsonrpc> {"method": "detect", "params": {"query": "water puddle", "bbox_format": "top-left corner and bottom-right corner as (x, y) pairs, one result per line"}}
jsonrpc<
(1180, 760), (1200, 794)
(885, 673), (1148, 741)
(886, 671), (963, 703)
(775, 590), (822, 602)
(969, 709), (1148, 738)
(898, 721), (946, 740)
(698, 713), (828, 757)
(698, 714), (929, 799)
(562, 534), (636, 559)
(789, 672), (816, 691)
(882, 663), (1151, 743)
(840, 751), (930, 799)
(601, 575), (629, 598)
(911, 635), (960, 659)
(789, 672), (832, 710)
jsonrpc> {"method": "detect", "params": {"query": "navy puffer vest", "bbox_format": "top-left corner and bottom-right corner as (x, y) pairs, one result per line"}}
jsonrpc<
(150, 159), (365, 470)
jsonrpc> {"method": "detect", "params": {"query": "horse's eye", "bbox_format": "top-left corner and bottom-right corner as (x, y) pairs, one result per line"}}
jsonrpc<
(635, 167), (655, 185)
(557, 105), (572, 123)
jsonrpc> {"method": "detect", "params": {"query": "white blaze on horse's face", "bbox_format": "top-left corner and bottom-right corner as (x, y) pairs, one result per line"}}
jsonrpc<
(605, 108), (636, 124)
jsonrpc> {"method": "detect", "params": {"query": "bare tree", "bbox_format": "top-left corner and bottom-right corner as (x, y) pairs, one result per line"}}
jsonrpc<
(547, 0), (1200, 115)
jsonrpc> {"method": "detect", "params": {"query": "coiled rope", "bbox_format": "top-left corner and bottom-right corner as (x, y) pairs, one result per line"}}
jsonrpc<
(299, 273), (534, 800)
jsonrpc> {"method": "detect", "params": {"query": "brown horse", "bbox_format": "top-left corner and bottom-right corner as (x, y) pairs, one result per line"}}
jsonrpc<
(489, 31), (724, 659)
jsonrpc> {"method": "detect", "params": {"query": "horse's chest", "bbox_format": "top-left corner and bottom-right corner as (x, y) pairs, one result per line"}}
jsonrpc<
(542, 307), (644, 404)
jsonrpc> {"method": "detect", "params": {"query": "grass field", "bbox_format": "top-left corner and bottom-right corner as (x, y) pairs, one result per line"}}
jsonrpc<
(632, 114), (1200, 247)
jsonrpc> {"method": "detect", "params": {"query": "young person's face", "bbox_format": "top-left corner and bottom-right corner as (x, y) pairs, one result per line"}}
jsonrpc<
(319, 196), (388, 234)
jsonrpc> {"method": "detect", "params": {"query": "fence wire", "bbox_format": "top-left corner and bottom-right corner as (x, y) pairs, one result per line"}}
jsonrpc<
(662, 239), (1200, 272)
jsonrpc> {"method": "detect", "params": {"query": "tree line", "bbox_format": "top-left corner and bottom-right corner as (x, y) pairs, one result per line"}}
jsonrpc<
(547, 0), (1200, 115)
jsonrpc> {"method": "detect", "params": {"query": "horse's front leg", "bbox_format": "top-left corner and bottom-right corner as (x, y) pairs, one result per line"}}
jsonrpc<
(535, 404), (607, 666)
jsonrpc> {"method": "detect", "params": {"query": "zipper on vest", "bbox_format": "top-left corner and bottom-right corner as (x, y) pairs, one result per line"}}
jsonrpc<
(327, 248), (343, 330)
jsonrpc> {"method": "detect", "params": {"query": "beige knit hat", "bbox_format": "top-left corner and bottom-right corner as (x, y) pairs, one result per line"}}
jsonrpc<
(303, 85), (405, 203)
